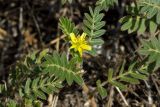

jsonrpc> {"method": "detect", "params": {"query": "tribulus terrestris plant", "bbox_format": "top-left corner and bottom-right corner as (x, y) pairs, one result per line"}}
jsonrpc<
(0, 0), (160, 106)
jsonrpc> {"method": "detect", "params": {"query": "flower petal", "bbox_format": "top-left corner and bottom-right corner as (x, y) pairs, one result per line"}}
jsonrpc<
(80, 33), (86, 41)
(70, 33), (77, 43)
(70, 45), (76, 49)
(69, 32), (92, 57)
(81, 44), (92, 50)
(78, 47), (83, 57)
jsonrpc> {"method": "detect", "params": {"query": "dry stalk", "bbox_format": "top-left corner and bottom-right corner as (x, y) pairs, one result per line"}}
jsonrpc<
(116, 87), (129, 106)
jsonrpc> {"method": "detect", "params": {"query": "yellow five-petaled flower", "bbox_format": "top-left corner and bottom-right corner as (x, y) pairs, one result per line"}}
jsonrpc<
(70, 33), (92, 57)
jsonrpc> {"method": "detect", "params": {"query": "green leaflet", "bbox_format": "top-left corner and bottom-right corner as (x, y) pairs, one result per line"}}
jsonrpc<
(120, 76), (140, 84)
(31, 78), (39, 90)
(149, 21), (157, 34)
(138, 18), (146, 34)
(108, 68), (113, 81)
(129, 16), (140, 33)
(110, 81), (127, 90)
(121, 17), (133, 31)
(41, 86), (53, 95)
(23, 77), (62, 100)
(83, 6), (106, 45)
(59, 17), (78, 36)
(89, 38), (104, 45)
(119, 60), (126, 75)
(156, 10), (160, 24)
(33, 90), (46, 100)
(25, 78), (31, 95)
(36, 49), (49, 64)
(147, 7), (157, 19)
(82, 6), (106, 56)
(43, 52), (84, 85)
(139, 0), (160, 23)
(120, 15), (158, 34)
(73, 75), (83, 86)
(96, 80), (107, 98)
(120, 0), (160, 35)
(107, 62), (149, 90)
(96, 0), (118, 10)
(139, 37), (160, 71)
(130, 72), (148, 80)
(66, 72), (74, 85)
(93, 29), (106, 38)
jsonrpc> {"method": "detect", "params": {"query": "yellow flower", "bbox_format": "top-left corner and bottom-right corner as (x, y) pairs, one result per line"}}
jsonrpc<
(70, 33), (91, 57)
